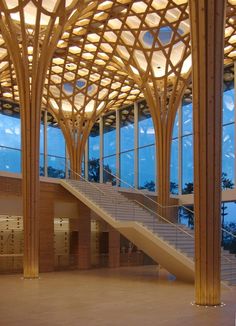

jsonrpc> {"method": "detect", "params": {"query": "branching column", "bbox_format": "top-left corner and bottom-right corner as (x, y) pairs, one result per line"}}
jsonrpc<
(156, 126), (172, 208)
(0, 1), (79, 278)
(144, 84), (186, 209)
(189, 0), (226, 305)
(67, 135), (85, 179)
(58, 118), (94, 180)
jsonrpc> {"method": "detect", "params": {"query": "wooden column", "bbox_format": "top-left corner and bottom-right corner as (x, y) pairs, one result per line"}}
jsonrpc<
(78, 202), (91, 269)
(0, 2), (83, 278)
(69, 143), (83, 180)
(108, 227), (120, 268)
(39, 189), (54, 272)
(144, 86), (181, 210)
(189, 0), (226, 305)
(156, 128), (171, 208)
(60, 119), (94, 180)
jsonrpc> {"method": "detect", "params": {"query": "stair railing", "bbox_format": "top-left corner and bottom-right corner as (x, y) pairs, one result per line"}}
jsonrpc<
(221, 228), (236, 240)
(103, 167), (194, 213)
(66, 168), (236, 276)
(69, 170), (106, 196)
(103, 167), (195, 227)
(102, 168), (236, 263)
(103, 167), (236, 239)
(221, 228), (236, 265)
(132, 199), (193, 239)
(65, 168), (136, 219)
(67, 168), (195, 245)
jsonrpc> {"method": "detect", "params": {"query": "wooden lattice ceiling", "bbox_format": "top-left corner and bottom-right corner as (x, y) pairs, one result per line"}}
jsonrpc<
(0, 0), (235, 123)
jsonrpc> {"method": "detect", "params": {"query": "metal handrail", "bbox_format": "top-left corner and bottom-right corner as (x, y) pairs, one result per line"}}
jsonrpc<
(133, 200), (194, 238)
(103, 167), (236, 241)
(221, 227), (236, 239)
(67, 168), (126, 207)
(68, 169), (194, 240)
(103, 167), (162, 206)
(66, 165), (236, 267)
(68, 173), (195, 240)
(135, 195), (236, 264)
(68, 168), (106, 196)
(104, 167), (189, 208)
(177, 205), (194, 214)
(0, 144), (21, 152)
(103, 167), (195, 214)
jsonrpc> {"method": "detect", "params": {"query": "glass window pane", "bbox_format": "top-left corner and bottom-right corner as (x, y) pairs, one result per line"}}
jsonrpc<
(221, 201), (236, 252)
(47, 125), (65, 157)
(138, 145), (155, 191)
(222, 201), (236, 225)
(223, 68), (234, 125)
(0, 147), (21, 173)
(222, 123), (235, 186)
(120, 150), (134, 188)
(47, 156), (65, 178)
(0, 113), (21, 149)
(40, 122), (44, 154)
(120, 105), (134, 152)
(103, 155), (116, 184)
(81, 157), (85, 178)
(223, 87), (234, 125)
(182, 102), (193, 136)
(182, 135), (193, 194)
(170, 139), (178, 194)
(104, 113), (116, 157)
(172, 111), (179, 139)
(88, 158), (100, 182)
(40, 153), (44, 176)
(138, 101), (155, 147)
(89, 124), (100, 160)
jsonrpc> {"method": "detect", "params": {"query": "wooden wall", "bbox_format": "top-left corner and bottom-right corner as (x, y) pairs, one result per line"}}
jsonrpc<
(0, 176), (155, 273)
(0, 176), (81, 272)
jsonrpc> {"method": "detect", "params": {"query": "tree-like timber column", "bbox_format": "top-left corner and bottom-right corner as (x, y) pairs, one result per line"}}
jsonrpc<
(53, 109), (98, 181)
(62, 119), (94, 180)
(0, 0), (83, 278)
(67, 132), (88, 180)
(144, 82), (188, 211)
(189, 0), (226, 305)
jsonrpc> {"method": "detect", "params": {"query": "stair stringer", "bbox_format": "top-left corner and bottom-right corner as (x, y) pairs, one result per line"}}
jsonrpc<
(117, 222), (194, 282)
(61, 180), (194, 282)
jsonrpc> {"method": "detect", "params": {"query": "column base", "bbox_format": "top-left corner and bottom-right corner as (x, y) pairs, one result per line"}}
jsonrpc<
(21, 276), (40, 280)
(191, 302), (226, 308)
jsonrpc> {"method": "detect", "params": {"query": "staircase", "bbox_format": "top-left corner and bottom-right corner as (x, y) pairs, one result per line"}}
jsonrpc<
(61, 179), (236, 285)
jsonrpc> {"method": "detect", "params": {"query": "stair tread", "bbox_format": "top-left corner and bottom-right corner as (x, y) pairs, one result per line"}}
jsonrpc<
(63, 179), (236, 284)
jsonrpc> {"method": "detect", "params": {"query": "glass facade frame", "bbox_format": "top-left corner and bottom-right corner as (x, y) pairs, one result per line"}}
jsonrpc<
(170, 62), (236, 194)
(85, 100), (156, 191)
(0, 110), (68, 178)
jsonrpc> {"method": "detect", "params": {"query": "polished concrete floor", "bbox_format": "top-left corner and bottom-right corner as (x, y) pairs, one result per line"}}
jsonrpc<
(0, 266), (236, 326)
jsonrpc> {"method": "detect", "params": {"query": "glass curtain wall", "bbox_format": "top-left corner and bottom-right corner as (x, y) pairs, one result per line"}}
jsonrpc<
(39, 113), (44, 176)
(0, 105), (67, 178)
(170, 64), (235, 194)
(0, 106), (21, 174)
(181, 101), (194, 194)
(120, 105), (135, 188)
(88, 122), (100, 182)
(86, 101), (156, 191)
(41, 110), (67, 178)
(170, 98), (194, 195)
(138, 101), (156, 191)
(170, 112), (179, 194)
(222, 66), (235, 188)
(103, 112), (116, 184)
(47, 122), (66, 178)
